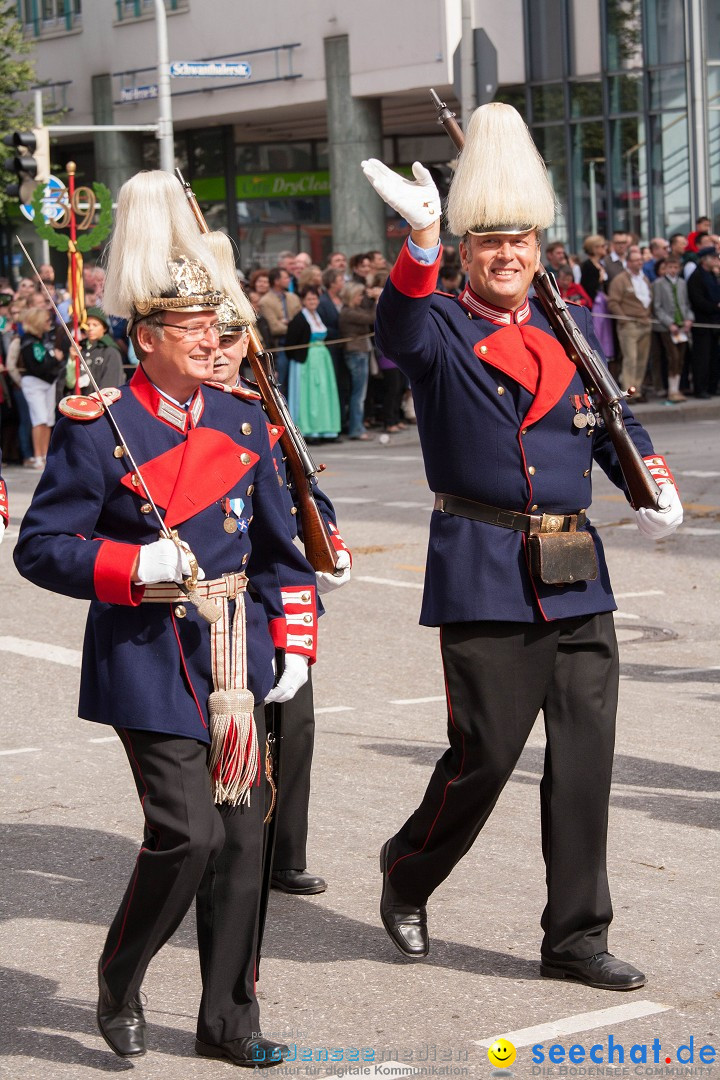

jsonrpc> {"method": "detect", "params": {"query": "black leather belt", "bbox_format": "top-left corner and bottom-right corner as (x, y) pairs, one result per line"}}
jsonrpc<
(433, 493), (586, 534)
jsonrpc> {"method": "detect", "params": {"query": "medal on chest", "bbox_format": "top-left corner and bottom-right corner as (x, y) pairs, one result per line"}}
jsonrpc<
(570, 393), (597, 435)
(221, 496), (248, 533)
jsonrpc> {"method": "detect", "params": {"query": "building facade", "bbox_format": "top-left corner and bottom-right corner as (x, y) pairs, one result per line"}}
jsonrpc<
(12, 0), (720, 268)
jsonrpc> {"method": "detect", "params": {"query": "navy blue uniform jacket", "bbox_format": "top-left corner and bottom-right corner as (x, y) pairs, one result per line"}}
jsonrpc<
(375, 244), (655, 626)
(14, 368), (318, 742)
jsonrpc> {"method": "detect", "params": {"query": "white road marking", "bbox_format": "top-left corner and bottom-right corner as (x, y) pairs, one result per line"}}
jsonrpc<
(356, 575), (423, 589)
(475, 1000), (672, 1049)
(20, 869), (84, 883)
(613, 611), (640, 620)
(390, 696), (445, 705)
(613, 590), (665, 598)
(323, 453), (422, 463)
(328, 496), (372, 504)
(0, 636), (81, 667)
(676, 470), (720, 478)
(677, 526), (720, 536)
(314, 705), (354, 714)
(0, 747), (40, 756)
(383, 500), (428, 508)
(88, 736), (119, 744)
(653, 665), (720, 677)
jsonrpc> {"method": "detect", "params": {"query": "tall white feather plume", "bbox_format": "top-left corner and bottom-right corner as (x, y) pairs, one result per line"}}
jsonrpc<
(446, 102), (557, 237)
(200, 231), (256, 326)
(103, 171), (220, 319)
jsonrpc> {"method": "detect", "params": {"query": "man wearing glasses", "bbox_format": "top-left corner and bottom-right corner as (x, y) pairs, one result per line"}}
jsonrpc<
(15, 172), (316, 1069)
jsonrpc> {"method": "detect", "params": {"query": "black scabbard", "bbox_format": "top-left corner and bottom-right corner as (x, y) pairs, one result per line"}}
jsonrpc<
(256, 649), (284, 976)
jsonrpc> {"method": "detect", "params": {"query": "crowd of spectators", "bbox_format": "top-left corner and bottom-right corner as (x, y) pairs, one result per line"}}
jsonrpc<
(3, 218), (717, 469)
(553, 216), (720, 403)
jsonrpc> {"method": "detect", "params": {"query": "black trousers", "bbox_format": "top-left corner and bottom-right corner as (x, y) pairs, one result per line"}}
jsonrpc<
(271, 669), (315, 870)
(690, 328), (720, 396)
(385, 613), (619, 961)
(100, 706), (266, 1044)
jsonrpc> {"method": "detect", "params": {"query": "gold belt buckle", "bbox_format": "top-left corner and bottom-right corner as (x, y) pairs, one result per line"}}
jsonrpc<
(541, 513), (564, 534)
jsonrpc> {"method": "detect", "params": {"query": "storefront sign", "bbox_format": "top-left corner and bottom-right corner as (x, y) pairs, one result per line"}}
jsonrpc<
(235, 171), (330, 199)
(170, 61), (252, 78)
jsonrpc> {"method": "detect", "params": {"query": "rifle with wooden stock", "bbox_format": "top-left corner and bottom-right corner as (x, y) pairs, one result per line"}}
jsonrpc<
(176, 169), (339, 570)
(429, 89), (662, 511)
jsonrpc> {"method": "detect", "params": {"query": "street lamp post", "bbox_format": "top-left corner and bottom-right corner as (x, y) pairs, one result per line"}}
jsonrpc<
(154, 0), (175, 172)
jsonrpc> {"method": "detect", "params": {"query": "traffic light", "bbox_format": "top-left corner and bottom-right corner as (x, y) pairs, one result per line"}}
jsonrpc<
(3, 127), (50, 202)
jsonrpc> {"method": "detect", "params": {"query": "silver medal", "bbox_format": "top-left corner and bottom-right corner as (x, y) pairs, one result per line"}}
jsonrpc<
(573, 412), (588, 429)
(586, 411), (596, 428)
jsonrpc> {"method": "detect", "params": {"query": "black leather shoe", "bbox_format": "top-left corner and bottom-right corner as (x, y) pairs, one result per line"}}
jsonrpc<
(271, 869), (327, 894)
(379, 840), (428, 960)
(195, 1035), (289, 1068)
(96, 959), (146, 1057)
(541, 951), (646, 991)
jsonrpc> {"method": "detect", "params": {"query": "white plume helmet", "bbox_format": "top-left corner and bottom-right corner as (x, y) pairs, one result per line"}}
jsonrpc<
(102, 170), (222, 320)
(200, 231), (256, 329)
(446, 102), (557, 237)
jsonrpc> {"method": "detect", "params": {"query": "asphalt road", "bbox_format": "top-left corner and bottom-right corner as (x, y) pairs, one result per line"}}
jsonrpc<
(1, 399), (718, 1079)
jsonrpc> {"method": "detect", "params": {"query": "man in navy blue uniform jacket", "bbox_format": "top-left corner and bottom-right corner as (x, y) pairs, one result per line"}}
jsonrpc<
(14, 173), (316, 1068)
(362, 102), (682, 992)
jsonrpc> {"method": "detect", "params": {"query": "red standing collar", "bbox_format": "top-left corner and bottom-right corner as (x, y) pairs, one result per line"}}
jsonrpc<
(458, 284), (531, 326)
(130, 366), (205, 434)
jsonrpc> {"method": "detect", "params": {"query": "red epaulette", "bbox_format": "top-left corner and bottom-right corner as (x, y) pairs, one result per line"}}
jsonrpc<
(58, 387), (121, 420)
(204, 379), (262, 402)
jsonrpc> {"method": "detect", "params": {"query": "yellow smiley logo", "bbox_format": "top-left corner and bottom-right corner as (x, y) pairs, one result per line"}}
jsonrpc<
(487, 1039), (517, 1069)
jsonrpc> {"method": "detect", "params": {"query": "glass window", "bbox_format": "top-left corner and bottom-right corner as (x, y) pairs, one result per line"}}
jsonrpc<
(606, 0), (643, 71)
(569, 0), (601, 76)
(494, 85), (528, 120)
(645, 0), (686, 65)
(708, 0), (720, 62)
(609, 116), (648, 239)
(607, 72), (644, 114)
(527, 0), (565, 81)
(396, 135), (452, 163)
(649, 112), (691, 236)
(236, 143), (313, 173)
(533, 125), (569, 239)
(648, 66), (687, 111)
(570, 80), (603, 118)
(190, 130), (226, 180)
(570, 122), (607, 240)
(531, 84), (564, 123)
(708, 64), (720, 106)
(708, 109), (720, 226)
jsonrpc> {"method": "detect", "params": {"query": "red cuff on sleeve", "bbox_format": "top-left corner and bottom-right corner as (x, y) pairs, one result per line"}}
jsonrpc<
(327, 521), (352, 567)
(389, 241), (443, 298)
(93, 540), (145, 605)
(643, 454), (677, 489)
(0, 478), (8, 526)
(281, 585), (317, 664)
(269, 617), (287, 650)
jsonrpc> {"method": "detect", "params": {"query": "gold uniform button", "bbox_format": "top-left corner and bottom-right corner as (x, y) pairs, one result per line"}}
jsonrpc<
(140, 502), (153, 514)
(301, 592), (311, 603)
(497, 386), (505, 396)
(521, 428), (527, 435)
(270, 426), (279, 436)
(531, 504), (538, 512)
(241, 422), (252, 435)
(528, 466), (536, 475)
(583, 469), (590, 477)
(174, 604), (187, 619)
(290, 506), (298, 516)
(278, 475), (283, 487)
(241, 553), (249, 565)
(304, 636), (313, 647)
(240, 453), (251, 465)
(113, 445), (125, 459)
(246, 483), (254, 496)
(480, 344), (488, 354)
(303, 614), (313, 624)
(131, 474), (140, 487)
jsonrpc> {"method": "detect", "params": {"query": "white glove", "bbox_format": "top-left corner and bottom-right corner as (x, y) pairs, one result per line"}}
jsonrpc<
(361, 159), (441, 231)
(264, 652), (309, 704)
(635, 485), (683, 539)
(316, 549), (351, 594)
(0, 520), (5, 546)
(135, 538), (205, 584)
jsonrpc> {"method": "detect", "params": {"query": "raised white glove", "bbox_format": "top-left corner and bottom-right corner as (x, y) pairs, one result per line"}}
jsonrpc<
(264, 652), (309, 704)
(316, 548), (351, 594)
(361, 159), (441, 231)
(635, 485), (683, 539)
(0, 520), (5, 546)
(135, 538), (205, 584)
